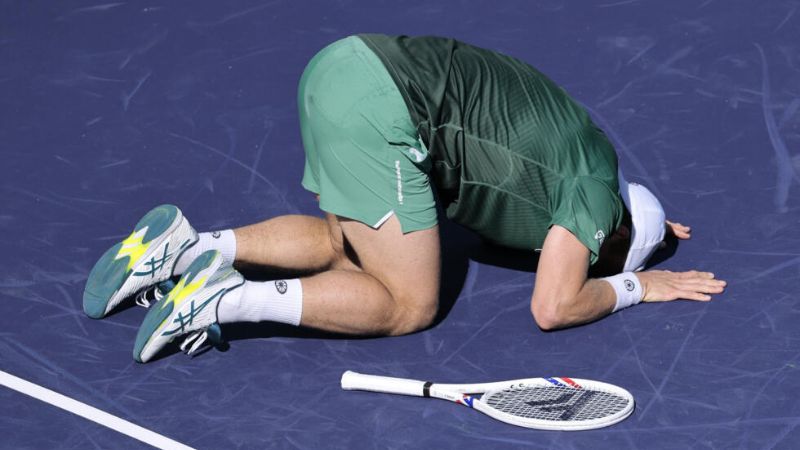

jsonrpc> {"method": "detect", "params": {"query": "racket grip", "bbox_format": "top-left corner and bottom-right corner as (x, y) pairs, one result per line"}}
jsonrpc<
(341, 371), (427, 397)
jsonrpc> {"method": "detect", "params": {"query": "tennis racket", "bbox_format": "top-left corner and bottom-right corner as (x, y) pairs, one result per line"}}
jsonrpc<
(341, 371), (634, 431)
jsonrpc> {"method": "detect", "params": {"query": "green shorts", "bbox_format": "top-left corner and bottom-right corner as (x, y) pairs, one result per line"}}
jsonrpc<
(298, 36), (437, 233)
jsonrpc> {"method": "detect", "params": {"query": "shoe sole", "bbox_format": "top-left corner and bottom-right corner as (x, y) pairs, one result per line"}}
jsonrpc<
(83, 204), (197, 319)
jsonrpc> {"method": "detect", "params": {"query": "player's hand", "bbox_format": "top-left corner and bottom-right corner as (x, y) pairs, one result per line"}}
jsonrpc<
(636, 270), (726, 302)
(666, 220), (691, 240)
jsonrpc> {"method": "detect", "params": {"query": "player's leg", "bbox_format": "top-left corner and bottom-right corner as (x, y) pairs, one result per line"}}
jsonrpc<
(172, 213), (347, 277)
(300, 214), (441, 335)
(133, 35), (440, 362)
(147, 214), (439, 340)
(133, 214), (440, 362)
(133, 213), (440, 362)
(235, 215), (331, 270)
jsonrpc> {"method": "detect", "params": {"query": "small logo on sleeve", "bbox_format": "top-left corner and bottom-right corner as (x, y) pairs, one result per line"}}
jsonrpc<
(594, 230), (606, 245)
(408, 147), (426, 163)
(211, 231), (221, 239)
(275, 280), (288, 294)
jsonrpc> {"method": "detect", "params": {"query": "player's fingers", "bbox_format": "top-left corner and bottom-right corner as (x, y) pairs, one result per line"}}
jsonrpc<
(666, 221), (692, 239)
(682, 280), (726, 294)
(702, 280), (726, 293)
(679, 290), (712, 301)
(675, 228), (691, 239)
(677, 270), (695, 279)
(676, 270), (699, 279)
(667, 220), (690, 231)
(678, 270), (715, 280)
(678, 274), (725, 287)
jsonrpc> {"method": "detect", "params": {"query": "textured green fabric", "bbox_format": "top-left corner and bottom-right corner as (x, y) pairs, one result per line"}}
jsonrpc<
(298, 36), (437, 233)
(359, 34), (622, 263)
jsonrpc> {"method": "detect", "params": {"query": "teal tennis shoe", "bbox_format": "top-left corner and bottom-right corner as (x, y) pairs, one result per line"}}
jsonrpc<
(83, 204), (198, 319)
(133, 250), (244, 363)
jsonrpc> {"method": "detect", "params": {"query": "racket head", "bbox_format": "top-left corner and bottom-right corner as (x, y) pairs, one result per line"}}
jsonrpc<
(472, 377), (634, 431)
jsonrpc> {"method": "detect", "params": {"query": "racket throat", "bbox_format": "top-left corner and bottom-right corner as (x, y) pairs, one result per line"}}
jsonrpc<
(430, 388), (477, 408)
(456, 395), (476, 408)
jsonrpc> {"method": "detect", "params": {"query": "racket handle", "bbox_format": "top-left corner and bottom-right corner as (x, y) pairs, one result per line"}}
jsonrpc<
(341, 371), (427, 397)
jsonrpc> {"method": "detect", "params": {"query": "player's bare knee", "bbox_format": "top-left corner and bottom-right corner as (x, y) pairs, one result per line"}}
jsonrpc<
(387, 308), (436, 336)
(386, 296), (438, 336)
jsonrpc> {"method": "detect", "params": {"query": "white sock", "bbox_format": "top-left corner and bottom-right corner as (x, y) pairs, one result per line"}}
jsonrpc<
(217, 278), (303, 325)
(173, 229), (237, 275)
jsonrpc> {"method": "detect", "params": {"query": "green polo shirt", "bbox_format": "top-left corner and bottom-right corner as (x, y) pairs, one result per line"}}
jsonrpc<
(359, 34), (623, 263)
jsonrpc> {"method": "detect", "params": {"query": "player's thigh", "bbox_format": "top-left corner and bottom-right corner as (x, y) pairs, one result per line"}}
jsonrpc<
(338, 215), (441, 313)
(323, 212), (361, 272)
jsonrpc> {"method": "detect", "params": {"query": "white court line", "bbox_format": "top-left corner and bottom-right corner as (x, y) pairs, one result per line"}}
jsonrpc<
(0, 369), (194, 450)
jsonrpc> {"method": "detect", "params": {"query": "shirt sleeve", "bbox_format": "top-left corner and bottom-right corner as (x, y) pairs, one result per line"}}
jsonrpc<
(550, 176), (623, 265)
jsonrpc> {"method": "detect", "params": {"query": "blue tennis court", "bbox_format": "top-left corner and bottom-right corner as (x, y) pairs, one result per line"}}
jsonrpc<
(2, 1), (799, 448)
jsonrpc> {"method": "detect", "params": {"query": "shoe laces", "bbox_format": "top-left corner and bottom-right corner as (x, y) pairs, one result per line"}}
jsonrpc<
(134, 279), (176, 308)
(180, 323), (223, 357)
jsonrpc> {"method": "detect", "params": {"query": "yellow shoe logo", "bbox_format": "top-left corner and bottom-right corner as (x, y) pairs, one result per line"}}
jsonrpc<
(157, 273), (207, 330)
(162, 274), (207, 310)
(115, 228), (152, 271)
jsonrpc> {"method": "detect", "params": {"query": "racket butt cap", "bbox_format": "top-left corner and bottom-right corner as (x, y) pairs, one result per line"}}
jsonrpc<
(340, 371), (359, 390)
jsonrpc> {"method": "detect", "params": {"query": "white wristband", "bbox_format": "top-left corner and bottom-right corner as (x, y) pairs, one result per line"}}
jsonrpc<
(602, 272), (643, 313)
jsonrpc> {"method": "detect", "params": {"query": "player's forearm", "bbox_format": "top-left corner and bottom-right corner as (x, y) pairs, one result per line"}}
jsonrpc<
(533, 279), (616, 330)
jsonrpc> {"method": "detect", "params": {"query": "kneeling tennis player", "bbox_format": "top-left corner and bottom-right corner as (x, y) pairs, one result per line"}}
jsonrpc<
(83, 35), (726, 363)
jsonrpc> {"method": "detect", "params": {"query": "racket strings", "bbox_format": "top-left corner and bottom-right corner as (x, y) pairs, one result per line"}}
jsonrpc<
(483, 385), (629, 421)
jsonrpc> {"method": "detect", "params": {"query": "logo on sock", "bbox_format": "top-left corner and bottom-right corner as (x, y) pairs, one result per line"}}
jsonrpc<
(275, 280), (288, 294)
(211, 231), (221, 239)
